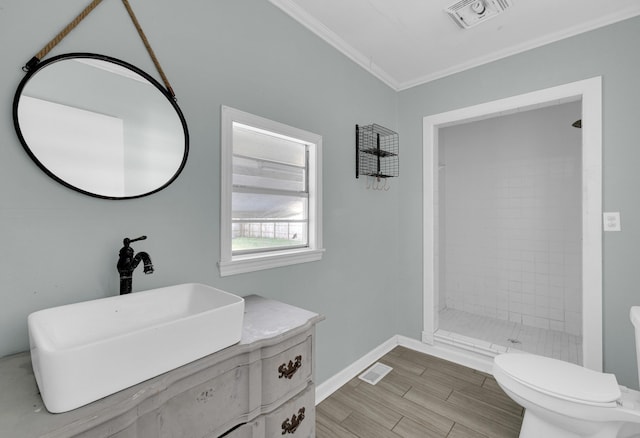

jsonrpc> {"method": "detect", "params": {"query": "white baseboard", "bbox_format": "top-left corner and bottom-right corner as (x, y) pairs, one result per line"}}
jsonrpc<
(315, 336), (398, 404)
(315, 334), (495, 404)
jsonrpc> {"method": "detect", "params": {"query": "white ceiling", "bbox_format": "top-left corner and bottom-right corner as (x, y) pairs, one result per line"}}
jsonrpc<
(269, 0), (640, 91)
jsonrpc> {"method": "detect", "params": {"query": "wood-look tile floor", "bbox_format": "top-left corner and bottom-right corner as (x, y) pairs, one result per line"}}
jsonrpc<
(316, 346), (523, 438)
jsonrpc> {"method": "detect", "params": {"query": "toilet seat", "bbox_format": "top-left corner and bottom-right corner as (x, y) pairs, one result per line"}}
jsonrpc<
(494, 353), (621, 407)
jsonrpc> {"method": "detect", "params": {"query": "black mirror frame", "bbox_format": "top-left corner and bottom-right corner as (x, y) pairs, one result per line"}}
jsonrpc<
(13, 52), (189, 200)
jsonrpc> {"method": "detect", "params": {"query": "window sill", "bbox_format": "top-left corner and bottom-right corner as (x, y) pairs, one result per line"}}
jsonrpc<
(218, 248), (325, 277)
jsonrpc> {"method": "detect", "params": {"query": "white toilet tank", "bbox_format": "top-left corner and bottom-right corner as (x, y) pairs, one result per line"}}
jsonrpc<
(630, 307), (640, 386)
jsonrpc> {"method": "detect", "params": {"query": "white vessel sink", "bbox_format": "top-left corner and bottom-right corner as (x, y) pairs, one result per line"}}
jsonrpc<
(28, 283), (244, 413)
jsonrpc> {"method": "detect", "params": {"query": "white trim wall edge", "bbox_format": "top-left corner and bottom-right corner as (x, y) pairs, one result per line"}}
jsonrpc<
(422, 76), (603, 371)
(218, 105), (325, 277)
(218, 248), (325, 277)
(315, 335), (493, 405)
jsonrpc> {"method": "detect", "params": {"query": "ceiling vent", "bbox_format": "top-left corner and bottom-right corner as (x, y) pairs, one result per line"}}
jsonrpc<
(445, 0), (513, 29)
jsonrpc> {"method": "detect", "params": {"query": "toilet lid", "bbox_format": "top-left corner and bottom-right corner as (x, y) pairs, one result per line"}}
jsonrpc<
(495, 353), (621, 405)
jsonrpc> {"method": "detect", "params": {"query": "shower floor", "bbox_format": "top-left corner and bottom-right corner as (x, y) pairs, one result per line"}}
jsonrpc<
(437, 308), (583, 365)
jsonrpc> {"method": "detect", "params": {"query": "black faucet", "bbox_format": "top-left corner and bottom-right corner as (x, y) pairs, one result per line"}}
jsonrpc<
(116, 236), (154, 295)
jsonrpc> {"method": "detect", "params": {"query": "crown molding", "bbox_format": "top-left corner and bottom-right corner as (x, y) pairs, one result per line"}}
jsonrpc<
(396, 5), (640, 90)
(271, 0), (640, 92)
(269, 0), (401, 90)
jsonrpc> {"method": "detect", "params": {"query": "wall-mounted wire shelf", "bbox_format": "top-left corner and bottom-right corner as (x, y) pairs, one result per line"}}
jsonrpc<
(356, 124), (399, 179)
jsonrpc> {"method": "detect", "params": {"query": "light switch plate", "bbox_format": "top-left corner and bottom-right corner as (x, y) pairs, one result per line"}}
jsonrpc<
(603, 212), (621, 231)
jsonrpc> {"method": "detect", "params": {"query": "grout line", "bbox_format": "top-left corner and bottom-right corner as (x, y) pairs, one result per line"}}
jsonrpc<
(438, 308), (582, 365)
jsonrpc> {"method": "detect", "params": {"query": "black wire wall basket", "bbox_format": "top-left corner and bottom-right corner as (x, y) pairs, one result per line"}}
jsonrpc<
(355, 124), (399, 179)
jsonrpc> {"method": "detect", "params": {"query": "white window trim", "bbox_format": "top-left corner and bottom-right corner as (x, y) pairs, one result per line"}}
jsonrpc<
(219, 106), (324, 276)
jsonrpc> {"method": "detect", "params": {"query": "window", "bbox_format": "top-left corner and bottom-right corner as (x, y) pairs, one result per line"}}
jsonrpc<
(219, 106), (323, 276)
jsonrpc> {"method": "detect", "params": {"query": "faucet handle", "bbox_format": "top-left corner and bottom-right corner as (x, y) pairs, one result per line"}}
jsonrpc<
(123, 235), (147, 246)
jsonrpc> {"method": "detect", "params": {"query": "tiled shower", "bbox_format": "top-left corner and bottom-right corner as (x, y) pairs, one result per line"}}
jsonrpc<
(436, 101), (583, 364)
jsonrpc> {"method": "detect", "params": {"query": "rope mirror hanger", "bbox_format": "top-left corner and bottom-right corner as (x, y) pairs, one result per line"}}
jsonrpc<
(22, 0), (176, 99)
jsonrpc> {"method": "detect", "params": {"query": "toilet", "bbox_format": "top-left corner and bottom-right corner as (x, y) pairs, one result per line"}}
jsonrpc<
(492, 307), (640, 438)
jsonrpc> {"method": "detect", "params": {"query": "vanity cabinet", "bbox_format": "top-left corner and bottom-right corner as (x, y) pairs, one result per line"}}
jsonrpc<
(0, 295), (323, 438)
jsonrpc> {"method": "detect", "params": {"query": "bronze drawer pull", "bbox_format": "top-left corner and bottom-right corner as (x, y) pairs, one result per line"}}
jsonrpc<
(281, 407), (305, 434)
(278, 355), (302, 379)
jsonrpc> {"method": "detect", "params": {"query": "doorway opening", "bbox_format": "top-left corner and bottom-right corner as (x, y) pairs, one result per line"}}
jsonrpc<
(422, 78), (602, 371)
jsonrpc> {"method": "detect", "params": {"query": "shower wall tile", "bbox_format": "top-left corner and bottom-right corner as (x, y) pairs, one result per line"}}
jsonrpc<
(440, 102), (582, 336)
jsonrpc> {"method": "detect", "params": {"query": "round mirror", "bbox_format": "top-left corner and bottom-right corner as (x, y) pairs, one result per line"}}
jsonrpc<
(13, 53), (189, 199)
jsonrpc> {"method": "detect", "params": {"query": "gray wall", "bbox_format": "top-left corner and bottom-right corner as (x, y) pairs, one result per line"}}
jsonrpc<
(3, 0), (640, 392)
(398, 16), (640, 388)
(0, 0), (399, 385)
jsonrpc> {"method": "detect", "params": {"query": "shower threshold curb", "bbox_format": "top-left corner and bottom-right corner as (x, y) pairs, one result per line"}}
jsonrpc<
(433, 329), (508, 358)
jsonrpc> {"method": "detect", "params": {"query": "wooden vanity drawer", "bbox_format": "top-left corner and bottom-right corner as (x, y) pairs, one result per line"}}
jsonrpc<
(226, 384), (315, 438)
(264, 384), (314, 437)
(157, 364), (251, 438)
(262, 336), (312, 406)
